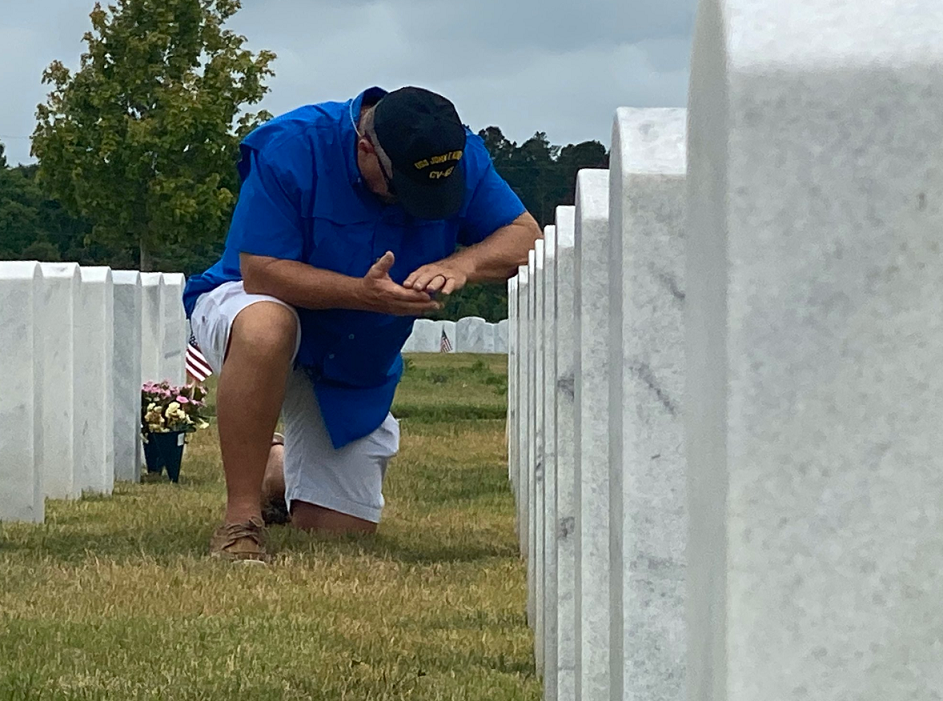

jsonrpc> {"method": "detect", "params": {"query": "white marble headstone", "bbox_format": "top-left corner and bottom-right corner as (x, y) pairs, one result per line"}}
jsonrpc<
(494, 319), (509, 354)
(439, 320), (456, 354)
(687, 0), (943, 697)
(140, 273), (163, 383)
(160, 273), (187, 385)
(75, 267), (115, 495)
(112, 271), (143, 482)
(532, 238), (546, 674)
(405, 318), (439, 353)
(516, 263), (530, 560)
(541, 225), (559, 701)
(480, 322), (495, 354)
(0, 262), (44, 522)
(608, 108), (687, 701)
(552, 206), (577, 700)
(573, 170), (611, 701)
(455, 316), (488, 353)
(525, 249), (536, 626)
(507, 278), (519, 489)
(38, 263), (81, 500)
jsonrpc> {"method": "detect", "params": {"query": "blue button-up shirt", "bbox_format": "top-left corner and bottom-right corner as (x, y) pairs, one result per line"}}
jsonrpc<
(183, 87), (525, 448)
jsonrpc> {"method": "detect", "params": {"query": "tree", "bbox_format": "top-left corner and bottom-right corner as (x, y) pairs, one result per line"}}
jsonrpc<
(478, 126), (516, 168)
(0, 141), (88, 262)
(447, 128), (611, 322)
(553, 140), (609, 208)
(32, 0), (275, 271)
(0, 143), (40, 258)
(477, 127), (609, 229)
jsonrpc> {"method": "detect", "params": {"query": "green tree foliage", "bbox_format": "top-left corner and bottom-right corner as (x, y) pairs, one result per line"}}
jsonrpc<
(434, 128), (609, 321)
(0, 142), (96, 263)
(32, 0), (275, 271)
(479, 127), (609, 228)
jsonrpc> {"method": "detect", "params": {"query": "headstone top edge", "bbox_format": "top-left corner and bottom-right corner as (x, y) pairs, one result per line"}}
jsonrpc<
(161, 272), (186, 285)
(140, 272), (164, 286)
(713, 0), (943, 67)
(555, 204), (577, 246)
(554, 205), (576, 224)
(616, 106), (686, 118)
(0, 261), (41, 279)
(112, 270), (143, 284)
(80, 266), (113, 283)
(543, 226), (557, 258)
(39, 262), (81, 278)
(575, 169), (610, 221)
(613, 107), (687, 175)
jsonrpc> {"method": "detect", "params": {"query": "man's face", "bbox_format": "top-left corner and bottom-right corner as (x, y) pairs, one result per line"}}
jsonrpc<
(356, 136), (396, 204)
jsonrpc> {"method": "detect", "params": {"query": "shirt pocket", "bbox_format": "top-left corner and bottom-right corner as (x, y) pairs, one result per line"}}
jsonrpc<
(387, 219), (458, 284)
(309, 214), (377, 278)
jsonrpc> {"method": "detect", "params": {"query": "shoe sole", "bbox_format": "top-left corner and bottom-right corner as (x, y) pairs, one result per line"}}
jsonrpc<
(209, 551), (270, 564)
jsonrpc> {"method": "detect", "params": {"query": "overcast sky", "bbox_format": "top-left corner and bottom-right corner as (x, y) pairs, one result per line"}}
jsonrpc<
(0, 0), (696, 166)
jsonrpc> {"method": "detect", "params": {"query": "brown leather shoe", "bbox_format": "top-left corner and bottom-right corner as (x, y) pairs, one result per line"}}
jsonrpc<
(209, 516), (268, 562)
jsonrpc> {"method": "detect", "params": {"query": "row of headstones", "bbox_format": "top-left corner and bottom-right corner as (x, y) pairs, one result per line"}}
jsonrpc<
(401, 317), (509, 353)
(509, 0), (943, 697)
(0, 262), (188, 523)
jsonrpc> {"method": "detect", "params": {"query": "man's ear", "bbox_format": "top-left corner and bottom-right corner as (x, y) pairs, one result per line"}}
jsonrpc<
(357, 137), (374, 155)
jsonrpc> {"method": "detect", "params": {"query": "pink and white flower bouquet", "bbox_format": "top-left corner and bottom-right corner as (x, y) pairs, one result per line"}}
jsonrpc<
(141, 381), (210, 438)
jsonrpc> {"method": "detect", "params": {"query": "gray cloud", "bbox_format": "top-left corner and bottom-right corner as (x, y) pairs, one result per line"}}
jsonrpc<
(0, 0), (695, 165)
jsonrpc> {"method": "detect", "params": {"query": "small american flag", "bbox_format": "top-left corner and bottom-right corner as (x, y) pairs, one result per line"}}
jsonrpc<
(186, 332), (213, 383)
(439, 328), (453, 353)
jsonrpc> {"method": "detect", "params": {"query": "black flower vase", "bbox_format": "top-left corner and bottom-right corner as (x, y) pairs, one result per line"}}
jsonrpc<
(143, 436), (163, 476)
(143, 431), (186, 483)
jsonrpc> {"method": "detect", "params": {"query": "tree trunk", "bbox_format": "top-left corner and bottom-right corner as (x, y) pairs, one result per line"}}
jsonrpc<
(139, 234), (152, 272)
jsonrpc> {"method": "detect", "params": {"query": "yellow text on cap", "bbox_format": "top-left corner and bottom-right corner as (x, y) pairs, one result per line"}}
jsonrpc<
(414, 150), (463, 171)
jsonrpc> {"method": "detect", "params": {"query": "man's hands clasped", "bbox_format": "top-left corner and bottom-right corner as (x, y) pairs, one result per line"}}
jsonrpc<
(358, 252), (441, 316)
(359, 251), (474, 317)
(403, 259), (470, 296)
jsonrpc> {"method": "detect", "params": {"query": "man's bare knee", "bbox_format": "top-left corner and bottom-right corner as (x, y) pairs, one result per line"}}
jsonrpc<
(290, 501), (378, 535)
(226, 302), (297, 364)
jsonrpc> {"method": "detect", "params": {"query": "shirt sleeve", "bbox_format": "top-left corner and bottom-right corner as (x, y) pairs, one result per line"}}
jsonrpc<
(227, 145), (306, 261)
(458, 154), (526, 247)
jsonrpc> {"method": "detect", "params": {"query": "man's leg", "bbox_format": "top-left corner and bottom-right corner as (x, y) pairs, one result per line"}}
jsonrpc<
(258, 439), (379, 534)
(280, 369), (398, 538)
(216, 302), (297, 526)
(291, 501), (378, 535)
(261, 439), (290, 525)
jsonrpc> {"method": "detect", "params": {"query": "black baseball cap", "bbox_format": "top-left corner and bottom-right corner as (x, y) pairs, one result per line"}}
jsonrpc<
(373, 87), (467, 220)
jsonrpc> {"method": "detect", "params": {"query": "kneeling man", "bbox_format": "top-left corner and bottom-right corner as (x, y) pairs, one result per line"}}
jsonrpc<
(184, 86), (540, 561)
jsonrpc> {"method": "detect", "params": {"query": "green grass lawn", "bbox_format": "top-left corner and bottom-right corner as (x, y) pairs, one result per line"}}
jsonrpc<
(0, 354), (539, 701)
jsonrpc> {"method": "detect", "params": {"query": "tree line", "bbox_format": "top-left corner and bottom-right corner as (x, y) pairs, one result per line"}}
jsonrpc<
(0, 0), (607, 322)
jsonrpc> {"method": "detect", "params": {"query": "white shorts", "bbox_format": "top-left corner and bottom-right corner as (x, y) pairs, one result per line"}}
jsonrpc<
(191, 281), (399, 523)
